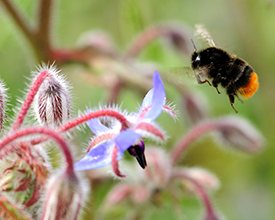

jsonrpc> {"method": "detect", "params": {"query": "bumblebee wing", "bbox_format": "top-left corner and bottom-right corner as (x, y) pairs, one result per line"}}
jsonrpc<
(165, 66), (196, 85)
(194, 24), (216, 47)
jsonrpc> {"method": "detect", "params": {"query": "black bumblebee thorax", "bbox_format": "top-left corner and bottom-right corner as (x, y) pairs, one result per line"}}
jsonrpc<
(191, 47), (231, 74)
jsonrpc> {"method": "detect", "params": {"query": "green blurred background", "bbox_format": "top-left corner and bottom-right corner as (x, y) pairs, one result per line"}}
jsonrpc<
(0, 0), (275, 219)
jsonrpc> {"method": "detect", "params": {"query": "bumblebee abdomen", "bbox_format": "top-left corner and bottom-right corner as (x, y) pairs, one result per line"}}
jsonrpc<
(238, 72), (259, 99)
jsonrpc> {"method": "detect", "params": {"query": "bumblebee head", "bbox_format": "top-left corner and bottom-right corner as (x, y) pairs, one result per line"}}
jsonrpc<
(191, 51), (201, 69)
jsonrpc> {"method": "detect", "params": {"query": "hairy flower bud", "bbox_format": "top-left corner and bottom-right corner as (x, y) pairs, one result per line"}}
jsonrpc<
(131, 185), (150, 203)
(182, 92), (208, 125)
(78, 31), (117, 56)
(106, 183), (133, 204)
(143, 147), (171, 188)
(180, 167), (220, 191)
(164, 24), (193, 56)
(216, 116), (264, 153)
(41, 171), (85, 220)
(33, 66), (70, 128)
(0, 142), (50, 213)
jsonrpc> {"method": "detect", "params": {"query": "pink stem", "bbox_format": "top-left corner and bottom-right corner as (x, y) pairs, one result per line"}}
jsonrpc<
(171, 170), (219, 220)
(0, 127), (74, 174)
(107, 80), (124, 103)
(111, 146), (125, 178)
(0, 90), (4, 133)
(51, 48), (95, 65)
(31, 110), (129, 146)
(171, 121), (220, 165)
(12, 70), (50, 130)
(126, 24), (190, 58)
(58, 109), (129, 133)
(126, 26), (166, 58)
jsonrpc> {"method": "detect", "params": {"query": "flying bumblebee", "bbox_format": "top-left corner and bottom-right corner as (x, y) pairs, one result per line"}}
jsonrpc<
(190, 25), (259, 113)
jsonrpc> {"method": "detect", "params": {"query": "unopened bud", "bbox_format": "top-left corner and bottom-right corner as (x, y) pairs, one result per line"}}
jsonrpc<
(216, 116), (264, 153)
(171, 169), (224, 220)
(182, 92), (208, 125)
(33, 66), (70, 128)
(78, 31), (117, 56)
(143, 147), (171, 187)
(163, 24), (193, 56)
(41, 171), (85, 220)
(0, 143), (50, 209)
(131, 185), (150, 203)
(180, 167), (220, 191)
(106, 183), (133, 204)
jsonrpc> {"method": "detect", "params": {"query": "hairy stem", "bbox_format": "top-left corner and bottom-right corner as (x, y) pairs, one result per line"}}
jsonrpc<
(126, 26), (165, 58)
(171, 170), (220, 220)
(107, 80), (124, 103)
(58, 109), (129, 133)
(126, 24), (190, 58)
(31, 110), (129, 146)
(170, 121), (220, 165)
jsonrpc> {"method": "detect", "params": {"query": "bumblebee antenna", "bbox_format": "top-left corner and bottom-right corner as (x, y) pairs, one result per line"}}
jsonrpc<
(191, 39), (197, 51)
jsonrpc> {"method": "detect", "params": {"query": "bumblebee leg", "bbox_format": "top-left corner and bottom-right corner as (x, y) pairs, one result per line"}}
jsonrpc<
(199, 79), (212, 86)
(236, 93), (244, 103)
(231, 103), (238, 113)
(229, 94), (238, 113)
(212, 77), (221, 94)
(212, 82), (221, 94)
(193, 70), (212, 86)
(214, 86), (220, 94)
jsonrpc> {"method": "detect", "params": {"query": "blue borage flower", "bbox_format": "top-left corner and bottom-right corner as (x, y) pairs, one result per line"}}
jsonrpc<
(74, 71), (175, 176)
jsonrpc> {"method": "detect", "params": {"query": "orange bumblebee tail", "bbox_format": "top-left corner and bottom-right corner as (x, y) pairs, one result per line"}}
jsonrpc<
(238, 72), (259, 99)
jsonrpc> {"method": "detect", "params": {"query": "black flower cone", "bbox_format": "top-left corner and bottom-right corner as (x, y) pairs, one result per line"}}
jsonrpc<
(127, 139), (147, 169)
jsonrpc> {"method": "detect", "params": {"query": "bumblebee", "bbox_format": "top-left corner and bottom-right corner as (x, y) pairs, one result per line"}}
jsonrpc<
(190, 26), (259, 113)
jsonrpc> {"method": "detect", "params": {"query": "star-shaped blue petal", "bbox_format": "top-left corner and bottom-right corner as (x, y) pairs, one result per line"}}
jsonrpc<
(74, 141), (115, 171)
(141, 71), (166, 121)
